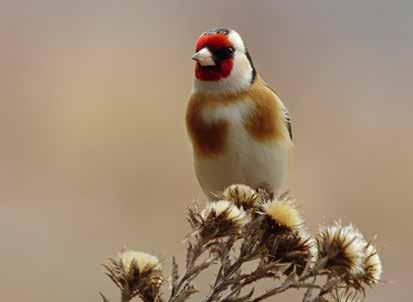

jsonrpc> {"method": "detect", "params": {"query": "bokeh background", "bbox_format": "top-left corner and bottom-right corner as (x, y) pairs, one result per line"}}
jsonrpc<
(1, 1), (412, 301)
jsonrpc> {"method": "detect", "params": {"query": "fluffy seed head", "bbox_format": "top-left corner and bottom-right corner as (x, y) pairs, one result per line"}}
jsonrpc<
(263, 199), (304, 233)
(119, 250), (161, 274)
(317, 223), (366, 277)
(222, 184), (261, 210)
(104, 249), (163, 301)
(202, 200), (249, 227)
(195, 200), (249, 238)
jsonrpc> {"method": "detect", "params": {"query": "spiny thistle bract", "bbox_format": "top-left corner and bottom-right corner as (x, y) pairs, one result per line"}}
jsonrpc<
(330, 289), (365, 302)
(362, 241), (382, 285)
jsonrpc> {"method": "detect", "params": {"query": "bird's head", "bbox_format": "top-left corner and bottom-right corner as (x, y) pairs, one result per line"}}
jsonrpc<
(192, 28), (256, 95)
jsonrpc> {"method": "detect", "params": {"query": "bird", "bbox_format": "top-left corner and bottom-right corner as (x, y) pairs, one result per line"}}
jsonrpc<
(186, 28), (293, 199)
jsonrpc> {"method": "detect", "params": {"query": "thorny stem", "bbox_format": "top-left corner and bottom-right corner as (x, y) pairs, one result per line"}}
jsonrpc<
(218, 271), (271, 302)
(250, 269), (340, 302)
(222, 267), (321, 302)
(204, 238), (259, 302)
(204, 260), (243, 302)
(169, 236), (209, 302)
(250, 280), (323, 302)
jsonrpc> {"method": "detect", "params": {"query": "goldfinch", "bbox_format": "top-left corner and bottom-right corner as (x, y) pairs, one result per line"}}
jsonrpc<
(186, 28), (293, 199)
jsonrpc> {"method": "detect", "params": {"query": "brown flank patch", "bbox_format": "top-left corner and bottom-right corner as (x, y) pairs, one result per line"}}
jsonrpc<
(186, 96), (229, 157)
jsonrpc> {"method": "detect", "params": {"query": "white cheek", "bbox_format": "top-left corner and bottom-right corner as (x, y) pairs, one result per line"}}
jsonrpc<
(230, 52), (253, 84)
(227, 31), (246, 53)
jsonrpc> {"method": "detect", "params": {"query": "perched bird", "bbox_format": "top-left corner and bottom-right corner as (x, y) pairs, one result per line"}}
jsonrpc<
(186, 28), (293, 199)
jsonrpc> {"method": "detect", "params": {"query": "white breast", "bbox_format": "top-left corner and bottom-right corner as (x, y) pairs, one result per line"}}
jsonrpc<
(193, 99), (290, 199)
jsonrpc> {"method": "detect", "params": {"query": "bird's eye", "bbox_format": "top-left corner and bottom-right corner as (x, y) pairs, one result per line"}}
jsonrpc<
(214, 47), (234, 60)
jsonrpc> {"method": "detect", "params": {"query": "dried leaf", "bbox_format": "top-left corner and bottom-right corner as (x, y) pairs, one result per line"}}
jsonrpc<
(186, 241), (194, 267)
(99, 292), (110, 302)
(171, 257), (179, 291)
(104, 272), (123, 290)
(175, 284), (198, 302)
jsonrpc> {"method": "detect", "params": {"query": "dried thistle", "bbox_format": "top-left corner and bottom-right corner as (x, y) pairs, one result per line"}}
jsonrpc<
(266, 230), (316, 274)
(316, 223), (366, 279)
(100, 185), (383, 302)
(189, 200), (249, 239)
(221, 184), (262, 210)
(262, 198), (304, 234)
(103, 249), (163, 302)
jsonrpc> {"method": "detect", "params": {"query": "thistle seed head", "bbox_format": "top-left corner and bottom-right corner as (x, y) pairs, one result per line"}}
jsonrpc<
(266, 229), (316, 274)
(119, 250), (161, 274)
(104, 249), (163, 301)
(317, 223), (366, 277)
(262, 199), (304, 234)
(222, 184), (261, 210)
(189, 200), (249, 239)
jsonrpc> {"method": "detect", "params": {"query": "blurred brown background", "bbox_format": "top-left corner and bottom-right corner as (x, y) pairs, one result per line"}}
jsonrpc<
(1, 1), (412, 301)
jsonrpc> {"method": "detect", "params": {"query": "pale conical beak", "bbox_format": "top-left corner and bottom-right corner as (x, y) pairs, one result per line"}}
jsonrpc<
(192, 48), (216, 66)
